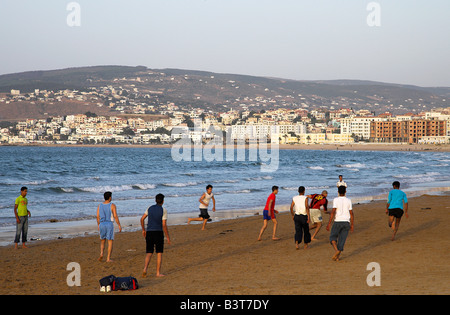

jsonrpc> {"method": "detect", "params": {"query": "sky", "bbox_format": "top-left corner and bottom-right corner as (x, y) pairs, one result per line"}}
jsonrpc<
(0, 0), (449, 87)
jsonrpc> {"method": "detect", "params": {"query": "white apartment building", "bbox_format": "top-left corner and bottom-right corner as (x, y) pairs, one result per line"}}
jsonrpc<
(340, 116), (385, 140)
(231, 124), (306, 141)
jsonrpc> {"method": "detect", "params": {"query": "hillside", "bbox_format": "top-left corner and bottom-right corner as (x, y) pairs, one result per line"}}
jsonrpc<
(0, 65), (448, 121)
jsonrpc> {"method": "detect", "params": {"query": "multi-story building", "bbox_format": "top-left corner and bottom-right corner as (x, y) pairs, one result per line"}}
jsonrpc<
(370, 120), (408, 143)
(407, 119), (446, 144)
(370, 119), (446, 143)
(341, 116), (385, 140)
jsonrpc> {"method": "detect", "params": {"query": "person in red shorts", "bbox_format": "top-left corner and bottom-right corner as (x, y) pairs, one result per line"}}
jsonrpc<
(307, 190), (328, 240)
(258, 186), (280, 241)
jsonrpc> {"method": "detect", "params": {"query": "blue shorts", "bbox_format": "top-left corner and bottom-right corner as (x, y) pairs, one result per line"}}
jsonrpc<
(263, 210), (273, 221)
(99, 222), (114, 240)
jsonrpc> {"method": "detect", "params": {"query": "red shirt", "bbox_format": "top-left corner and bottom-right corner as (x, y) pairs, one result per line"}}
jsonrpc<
(309, 194), (328, 211)
(264, 193), (276, 213)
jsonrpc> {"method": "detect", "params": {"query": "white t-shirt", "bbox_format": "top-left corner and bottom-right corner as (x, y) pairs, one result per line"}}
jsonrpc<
(292, 195), (308, 215)
(336, 180), (347, 187)
(199, 192), (214, 209)
(332, 196), (352, 222)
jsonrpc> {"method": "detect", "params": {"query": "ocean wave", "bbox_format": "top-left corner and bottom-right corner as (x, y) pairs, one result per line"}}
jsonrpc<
(282, 185), (330, 191)
(244, 176), (273, 181)
(393, 172), (440, 178)
(132, 184), (156, 190)
(393, 172), (441, 183)
(407, 160), (424, 164)
(79, 183), (157, 193)
(222, 188), (262, 194)
(162, 181), (199, 187)
(0, 179), (55, 186)
(79, 185), (135, 193)
(308, 166), (324, 170)
(336, 163), (366, 169)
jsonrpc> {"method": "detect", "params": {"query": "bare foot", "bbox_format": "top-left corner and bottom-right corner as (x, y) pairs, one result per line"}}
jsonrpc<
(98, 255), (103, 262)
(156, 274), (166, 277)
(142, 272), (147, 278)
(332, 251), (341, 261)
(272, 237), (280, 241)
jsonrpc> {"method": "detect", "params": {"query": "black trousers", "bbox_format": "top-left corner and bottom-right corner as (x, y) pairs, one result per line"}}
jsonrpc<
(294, 214), (311, 244)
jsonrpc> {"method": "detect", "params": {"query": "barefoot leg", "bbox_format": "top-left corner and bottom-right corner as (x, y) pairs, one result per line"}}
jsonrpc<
(258, 220), (268, 241)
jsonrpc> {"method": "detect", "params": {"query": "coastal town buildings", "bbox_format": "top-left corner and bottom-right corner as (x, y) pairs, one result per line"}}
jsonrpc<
(0, 87), (449, 146)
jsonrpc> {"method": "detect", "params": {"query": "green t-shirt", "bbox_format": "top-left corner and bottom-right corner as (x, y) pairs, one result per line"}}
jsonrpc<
(15, 195), (28, 216)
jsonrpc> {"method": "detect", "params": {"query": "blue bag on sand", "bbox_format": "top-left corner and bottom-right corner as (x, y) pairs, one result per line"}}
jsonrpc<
(99, 275), (116, 287)
(112, 276), (139, 291)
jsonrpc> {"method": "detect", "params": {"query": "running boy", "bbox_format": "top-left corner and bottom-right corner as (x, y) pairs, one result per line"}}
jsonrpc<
(326, 186), (354, 261)
(307, 190), (328, 240)
(258, 186), (280, 241)
(188, 185), (216, 230)
(386, 181), (408, 241)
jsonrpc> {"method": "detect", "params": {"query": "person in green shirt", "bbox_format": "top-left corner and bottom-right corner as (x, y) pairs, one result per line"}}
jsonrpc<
(14, 187), (31, 249)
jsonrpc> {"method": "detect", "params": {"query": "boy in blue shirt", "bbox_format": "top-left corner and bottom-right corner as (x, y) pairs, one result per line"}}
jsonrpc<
(386, 181), (408, 241)
(141, 193), (171, 277)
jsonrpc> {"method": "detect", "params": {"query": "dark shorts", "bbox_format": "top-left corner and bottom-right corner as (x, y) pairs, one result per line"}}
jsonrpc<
(388, 208), (404, 218)
(146, 231), (164, 254)
(199, 208), (210, 220)
(263, 210), (275, 220)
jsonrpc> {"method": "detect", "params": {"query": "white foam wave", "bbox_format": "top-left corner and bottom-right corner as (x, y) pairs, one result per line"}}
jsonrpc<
(282, 185), (330, 191)
(337, 163), (366, 168)
(393, 172), (441, 183)
(79, 185), (134, 193)
(162, 181), (198, 187)
(133, 184), (156, 190)
(407, 160), (424, 164)
(308, 166), (324, 170)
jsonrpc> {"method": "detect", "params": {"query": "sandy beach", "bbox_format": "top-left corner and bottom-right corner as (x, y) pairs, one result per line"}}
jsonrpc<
(0, 193), (448, 295)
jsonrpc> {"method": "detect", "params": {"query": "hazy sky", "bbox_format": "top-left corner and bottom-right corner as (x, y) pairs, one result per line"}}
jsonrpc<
(1, 0), (449, 86)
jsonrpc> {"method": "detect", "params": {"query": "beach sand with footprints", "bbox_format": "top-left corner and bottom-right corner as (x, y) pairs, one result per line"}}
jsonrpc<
(0, 193), (449, 295)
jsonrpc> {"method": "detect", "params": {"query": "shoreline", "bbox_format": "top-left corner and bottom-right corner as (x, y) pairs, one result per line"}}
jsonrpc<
(0, 192), (449, 295)
(1, 142), (450, 152)
(1, 187), (448, 247)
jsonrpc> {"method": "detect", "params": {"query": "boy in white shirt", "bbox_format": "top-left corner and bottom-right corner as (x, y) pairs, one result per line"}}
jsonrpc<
(336, 175), (347, 188)
(326, 185), (354, 261)
(188, 185), (216, 230)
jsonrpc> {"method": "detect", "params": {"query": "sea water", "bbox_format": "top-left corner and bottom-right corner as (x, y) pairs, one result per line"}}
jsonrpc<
(0, 146), (449, 244)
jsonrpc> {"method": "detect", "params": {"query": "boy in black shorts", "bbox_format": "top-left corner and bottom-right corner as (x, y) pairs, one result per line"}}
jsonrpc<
(141, 194), (171, 277)
(386, 181), (408, 241)
(188, 185), (216, 230)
